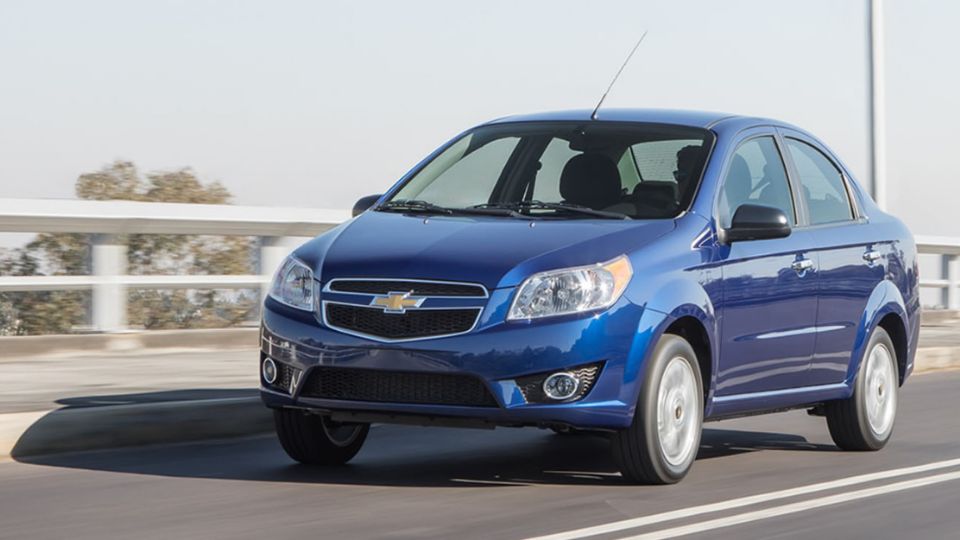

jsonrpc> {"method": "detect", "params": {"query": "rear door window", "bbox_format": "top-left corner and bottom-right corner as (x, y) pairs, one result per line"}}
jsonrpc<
(784, 138), (854, 225)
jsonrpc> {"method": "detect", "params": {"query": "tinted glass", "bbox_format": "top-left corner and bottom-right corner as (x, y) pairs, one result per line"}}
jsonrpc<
(718, 136), (795, 228)
(532, 137), (578, 202)
(785, 138), (854, 224)
(388, 122), (713, 219)
(409, 135), (520, 208)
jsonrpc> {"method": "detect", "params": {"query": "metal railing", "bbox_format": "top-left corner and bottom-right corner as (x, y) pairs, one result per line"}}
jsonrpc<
(0, 198), (349, 332)
(916, 235), (960, 310)
(0, 198), (957, 332)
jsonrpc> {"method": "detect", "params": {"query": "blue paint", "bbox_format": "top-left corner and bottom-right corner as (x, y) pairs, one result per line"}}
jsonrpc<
(261, 110), (918, 429)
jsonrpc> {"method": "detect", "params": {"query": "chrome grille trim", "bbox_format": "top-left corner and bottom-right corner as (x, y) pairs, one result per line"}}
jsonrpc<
(322, 278), (489, 298)
(318, 278), (488, 343)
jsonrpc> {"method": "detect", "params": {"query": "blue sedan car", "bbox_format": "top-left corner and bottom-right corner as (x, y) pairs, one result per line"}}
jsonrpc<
(260, 109), (919, 484)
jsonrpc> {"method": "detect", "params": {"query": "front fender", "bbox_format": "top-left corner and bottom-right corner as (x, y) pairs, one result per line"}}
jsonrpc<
(847, 280), (908, 384)
(624, 277), (719, 416)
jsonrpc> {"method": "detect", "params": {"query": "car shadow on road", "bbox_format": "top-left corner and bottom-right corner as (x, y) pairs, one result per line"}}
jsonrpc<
(18, 422), (838, 488)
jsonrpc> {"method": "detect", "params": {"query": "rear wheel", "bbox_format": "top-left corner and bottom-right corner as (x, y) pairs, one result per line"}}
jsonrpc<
(613, 334), (703, 484)
(825, 327), (899, 451)
(274, 408), (369, 465)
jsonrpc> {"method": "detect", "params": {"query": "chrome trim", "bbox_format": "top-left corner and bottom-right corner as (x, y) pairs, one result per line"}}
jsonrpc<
(790, 258), (815, 274)
(369, 291), (427, 314)
(323, 277), (489, 299)
(261, 357), (278, 384)
(754, 325), (845, 340)
(712, 382), (847, 403)
(321, 300), (483, 343)
(542, 372), (580, 400)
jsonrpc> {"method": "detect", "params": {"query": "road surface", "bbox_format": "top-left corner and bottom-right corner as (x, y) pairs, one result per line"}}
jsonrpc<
(1, 371), (959, 539)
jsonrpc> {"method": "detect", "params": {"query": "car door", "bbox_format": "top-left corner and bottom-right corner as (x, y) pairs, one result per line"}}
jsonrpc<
(780, 131), (886, 386)
(714, 133), (819, 398)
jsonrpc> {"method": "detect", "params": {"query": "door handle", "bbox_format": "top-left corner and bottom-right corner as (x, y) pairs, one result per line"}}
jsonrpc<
(791, 259), (814, 273)
(863, 250), (882, 263)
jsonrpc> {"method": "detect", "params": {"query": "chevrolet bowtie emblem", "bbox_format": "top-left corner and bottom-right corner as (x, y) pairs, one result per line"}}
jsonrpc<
(371, 291), (424, 313)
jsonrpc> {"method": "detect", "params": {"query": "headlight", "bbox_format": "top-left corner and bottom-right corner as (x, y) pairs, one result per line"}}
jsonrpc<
(507, 255), (633, 320)
(268, 258), (316, 311)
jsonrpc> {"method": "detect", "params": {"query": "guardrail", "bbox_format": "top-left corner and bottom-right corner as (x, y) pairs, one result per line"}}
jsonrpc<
(0, 198), (350, 332)
(916, 235), (960, 310)
(0, 199), (956, 332)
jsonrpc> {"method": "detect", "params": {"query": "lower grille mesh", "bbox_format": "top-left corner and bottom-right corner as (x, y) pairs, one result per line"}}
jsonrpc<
(301, 367), (499, 407)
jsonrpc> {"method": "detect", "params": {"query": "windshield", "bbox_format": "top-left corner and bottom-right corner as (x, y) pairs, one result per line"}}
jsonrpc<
(383, 121), (714, 219)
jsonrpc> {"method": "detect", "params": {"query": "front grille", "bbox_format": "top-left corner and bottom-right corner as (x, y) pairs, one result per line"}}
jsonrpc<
(325, 303), (479, 340)
(328, 279), (486, 297)
(301, 367), (499, 407)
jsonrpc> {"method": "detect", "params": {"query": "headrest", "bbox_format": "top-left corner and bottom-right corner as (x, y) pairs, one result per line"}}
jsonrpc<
(559, 153), (622, 209)
(676, 145), (702, 172)
(633, 181), (678, 202)
(724, 154), (753, 204)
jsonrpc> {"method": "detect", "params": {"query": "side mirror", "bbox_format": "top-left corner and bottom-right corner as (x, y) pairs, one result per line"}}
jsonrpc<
(723, 204), (791, 243)
(352, 194), (383, 217)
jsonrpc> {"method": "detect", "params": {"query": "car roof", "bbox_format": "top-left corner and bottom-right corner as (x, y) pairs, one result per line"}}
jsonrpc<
(485, 108), (790, 131)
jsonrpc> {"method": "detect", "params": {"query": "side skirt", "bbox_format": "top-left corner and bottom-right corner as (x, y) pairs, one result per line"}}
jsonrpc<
(707, 382), (849, 420)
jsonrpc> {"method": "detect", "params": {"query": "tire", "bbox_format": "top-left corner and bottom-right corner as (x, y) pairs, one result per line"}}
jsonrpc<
(613, 334), (704, 484)
(825, 327), (899, 451)
(274, 408), (369, 465)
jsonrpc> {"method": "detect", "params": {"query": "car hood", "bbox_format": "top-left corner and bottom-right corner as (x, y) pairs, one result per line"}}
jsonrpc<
(296, 211), (676, 290)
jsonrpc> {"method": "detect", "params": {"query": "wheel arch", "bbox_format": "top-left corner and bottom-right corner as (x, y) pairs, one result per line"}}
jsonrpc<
(664, 316), (713, 407)
(629, 277), (719, 415)
(850, 280), (909, 385)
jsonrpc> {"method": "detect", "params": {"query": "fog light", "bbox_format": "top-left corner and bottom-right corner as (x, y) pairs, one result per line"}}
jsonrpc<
(543, 372), (580, 400)
(262, 357), (278, 384)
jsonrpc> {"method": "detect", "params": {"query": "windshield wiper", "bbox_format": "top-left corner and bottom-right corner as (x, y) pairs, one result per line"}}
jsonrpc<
(449, 206), (531, 219)
(471, 200), (630, 220)
(378, 199), (531, 219)
(377, 199), (454, 215)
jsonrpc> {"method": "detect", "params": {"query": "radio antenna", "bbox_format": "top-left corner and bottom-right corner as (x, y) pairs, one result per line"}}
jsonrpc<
(591, 31), (648, 120)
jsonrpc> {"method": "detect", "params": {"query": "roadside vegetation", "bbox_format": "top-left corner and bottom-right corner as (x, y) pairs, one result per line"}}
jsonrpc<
(0, 160), (257, 335)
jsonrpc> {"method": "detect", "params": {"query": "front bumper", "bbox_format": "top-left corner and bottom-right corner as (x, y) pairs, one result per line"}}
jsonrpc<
(259, 295), (660, 429)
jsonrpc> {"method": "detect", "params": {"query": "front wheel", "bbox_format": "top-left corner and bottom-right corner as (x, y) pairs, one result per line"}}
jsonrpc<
(274, 409), (369, 465)
(613, 334), (703, 484)
(825, 327), (899, 451)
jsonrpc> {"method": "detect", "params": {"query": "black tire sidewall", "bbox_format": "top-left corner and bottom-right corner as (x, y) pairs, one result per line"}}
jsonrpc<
(274, 409), (370, 465)
(637, 335), (704, 482)
(853, 327), (898, 449)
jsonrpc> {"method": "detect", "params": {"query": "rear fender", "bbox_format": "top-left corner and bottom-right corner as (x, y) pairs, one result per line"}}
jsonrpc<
(847, 280), (907, 384)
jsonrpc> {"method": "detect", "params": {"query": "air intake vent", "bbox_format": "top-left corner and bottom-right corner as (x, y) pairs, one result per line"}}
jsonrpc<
(301, 367), (499, 407)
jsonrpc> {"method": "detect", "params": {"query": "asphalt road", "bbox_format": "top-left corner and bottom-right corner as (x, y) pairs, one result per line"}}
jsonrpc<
(2, 371), (959, 540)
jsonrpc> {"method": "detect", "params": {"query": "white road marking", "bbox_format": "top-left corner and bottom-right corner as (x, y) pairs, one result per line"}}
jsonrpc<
(526, 457), (960, 540)
(618, 469), (960, 539)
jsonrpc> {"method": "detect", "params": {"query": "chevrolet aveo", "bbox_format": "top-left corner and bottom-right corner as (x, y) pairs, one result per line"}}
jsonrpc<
(260, 109), (919, 484)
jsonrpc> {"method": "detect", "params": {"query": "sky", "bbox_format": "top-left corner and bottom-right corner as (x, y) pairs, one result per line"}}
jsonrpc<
(0, 0), (957, 236)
